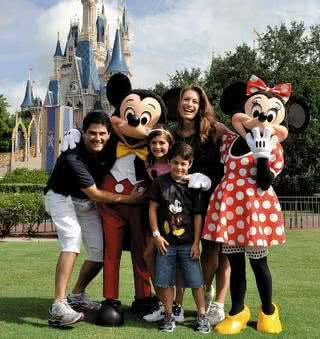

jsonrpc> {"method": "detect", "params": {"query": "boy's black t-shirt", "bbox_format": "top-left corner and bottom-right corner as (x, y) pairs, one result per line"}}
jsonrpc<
(148, 173), (205, 245)
(44, 141), (110, 199)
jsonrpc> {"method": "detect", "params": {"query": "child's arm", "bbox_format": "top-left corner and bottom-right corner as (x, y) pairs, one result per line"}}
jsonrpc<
(149, 200), (169, 255)
(190, 214), (202, 259)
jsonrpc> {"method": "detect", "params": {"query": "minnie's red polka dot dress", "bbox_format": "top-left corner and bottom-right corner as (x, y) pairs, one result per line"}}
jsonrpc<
(203, 130), (285, 247)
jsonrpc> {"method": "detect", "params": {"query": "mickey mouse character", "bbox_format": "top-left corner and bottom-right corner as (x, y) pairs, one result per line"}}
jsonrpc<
(202, 75), (309, 334)
(98, 73), (168, 317)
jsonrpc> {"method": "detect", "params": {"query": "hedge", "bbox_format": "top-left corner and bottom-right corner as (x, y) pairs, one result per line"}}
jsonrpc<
(0, 183), (46, 193)
(0, 193), (48, 237)
(1, 168), (48, 185)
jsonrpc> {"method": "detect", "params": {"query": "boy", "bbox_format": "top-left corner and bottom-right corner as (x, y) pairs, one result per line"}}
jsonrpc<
(148, 142), (210, 333)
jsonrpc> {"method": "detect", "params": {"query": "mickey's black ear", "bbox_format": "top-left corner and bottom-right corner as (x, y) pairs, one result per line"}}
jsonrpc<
(220, 82), (247, 116)
(106, 73), (132, 107)
(285, 99), (310, 133)
(162, 87), (181, 122)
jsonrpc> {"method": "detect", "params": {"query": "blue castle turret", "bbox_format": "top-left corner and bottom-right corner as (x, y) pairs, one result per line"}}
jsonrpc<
(21, 79), (34, 109)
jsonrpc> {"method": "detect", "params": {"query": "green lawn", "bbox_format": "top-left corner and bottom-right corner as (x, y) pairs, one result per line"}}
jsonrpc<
(0, 230), (319, 338)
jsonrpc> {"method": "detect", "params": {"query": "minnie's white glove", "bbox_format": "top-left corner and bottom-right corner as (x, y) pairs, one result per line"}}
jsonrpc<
(185, 173), (212, 191)
(246, 126), (276, 160)
(61, 129), (81, 152)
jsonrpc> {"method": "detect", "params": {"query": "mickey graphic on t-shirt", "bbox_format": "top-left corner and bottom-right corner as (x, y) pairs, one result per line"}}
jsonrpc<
(163, 199), (185, 237)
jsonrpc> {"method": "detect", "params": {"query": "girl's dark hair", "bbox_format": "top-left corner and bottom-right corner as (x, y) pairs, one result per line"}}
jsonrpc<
(178, 85), (218, 144)
(146, 124), (174, 165)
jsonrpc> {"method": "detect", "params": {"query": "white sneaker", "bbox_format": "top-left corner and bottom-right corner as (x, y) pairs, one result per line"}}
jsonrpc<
(67, 292), (101, 312)
(206, 302), (225, 326)
(172, 304), (184, 323)
(48, 299), (84, 327)
(143, 302), (164, 322)
(205, 285), (215, 312)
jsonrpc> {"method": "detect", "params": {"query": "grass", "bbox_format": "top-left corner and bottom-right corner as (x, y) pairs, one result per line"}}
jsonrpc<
(0, 230), (319, 338)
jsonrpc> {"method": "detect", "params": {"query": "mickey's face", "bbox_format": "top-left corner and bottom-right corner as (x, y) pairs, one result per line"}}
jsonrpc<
(111, 93), (162, 148)
(232, 93), (288, 141)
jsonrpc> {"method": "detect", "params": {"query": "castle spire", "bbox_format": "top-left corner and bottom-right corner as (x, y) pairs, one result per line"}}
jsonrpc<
(21, 78), (35, 109)
(54, 33), (63, 57)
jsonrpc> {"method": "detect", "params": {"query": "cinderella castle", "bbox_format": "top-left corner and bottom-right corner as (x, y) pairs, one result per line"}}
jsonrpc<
(11, 0), (131, 173)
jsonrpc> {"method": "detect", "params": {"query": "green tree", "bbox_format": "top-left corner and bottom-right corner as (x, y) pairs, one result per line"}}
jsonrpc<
(0, 95), (14, 152)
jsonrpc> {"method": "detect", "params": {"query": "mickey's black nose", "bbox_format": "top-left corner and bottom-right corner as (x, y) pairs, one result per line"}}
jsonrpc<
(127, 114), (140, 127)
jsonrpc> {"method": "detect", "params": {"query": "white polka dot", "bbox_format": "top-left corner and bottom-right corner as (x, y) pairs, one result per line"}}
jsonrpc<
(228, 172), (235, 179)
(221, 202), (226, 211)
(275, 162), (283, 169)
(237, 220), (245, 229)
(230, 161), (236, 170)
(246, 202), (252, 209)
(226, 184), (234, 191)
(212, 212), (219, 221)
(262, 201), (271, 209)
(217, 191), (223, 199)
(248, 178), (256, 185)
(203, 234), (212, 241)
(276, 227), (283, 235)
(221, 217), (227, 225)
(248, 240), (254, 246)
(258, 226), (263, 234)
(239, 168), (247, 176)
(257, 188), (265, 196)
(237, 179), (245, 186)
(270, 214), (278, 223)
(208, 223), (216, 232)
(275, 202), (281, 211)
(235, 206), (244, 215)
(257, 239), (264, 246)
(228, 240), (236, 246)
(252, 212), (258, 221)
(138, 186), (145, 193)
(236, 191), (244, 200)
(216, 237), (224, 242)
(271, 240), (279, 245)
(222, 181), (227, 189)
(249, 227), (257, 235)
(259, 213), (266, 222)
(228, 225), (235, 234)
(237, 234), (245, 243)
(215, 202), (220, 210)
(250, 167), (257, 175)
(241, 157), (249, 165)
(246, 188), (255, 196)
(268, 188), (274, 196)
(263, 240), (268, 246)
(226, 211), (234, 220)
(224, 231), (228, 239)
(115, 184), (124, 193)
(264, 226), (272, 235)
(226, 197), (234, 205)
(216, 225), (221, 232)
(254, 200), (260, 209)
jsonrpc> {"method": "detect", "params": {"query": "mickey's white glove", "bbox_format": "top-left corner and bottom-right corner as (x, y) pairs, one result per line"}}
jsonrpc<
(61, 129), (81, 152)
(186, 173), (212, 191)
(246, 126), (276, 160)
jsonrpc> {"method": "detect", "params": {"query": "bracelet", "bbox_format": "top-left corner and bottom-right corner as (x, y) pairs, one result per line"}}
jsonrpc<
(152, 230), (160, 238)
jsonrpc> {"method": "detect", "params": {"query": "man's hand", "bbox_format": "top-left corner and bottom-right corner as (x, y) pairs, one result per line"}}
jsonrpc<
(184, 173), (212, 191)
(154, 235), (169, 255)
(190, 241), (200, 259)
(61, 129), (81, 152)
(126, 185), (147, 204)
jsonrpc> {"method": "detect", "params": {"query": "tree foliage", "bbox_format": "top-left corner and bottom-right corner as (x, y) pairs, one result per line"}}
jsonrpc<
(0, 95), (15, 152)
(152, 21), (320, 195)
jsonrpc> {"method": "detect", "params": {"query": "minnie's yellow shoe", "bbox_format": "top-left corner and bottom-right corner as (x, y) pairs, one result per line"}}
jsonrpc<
(257, 304), (282, 334)
(215, 305), (251, 334)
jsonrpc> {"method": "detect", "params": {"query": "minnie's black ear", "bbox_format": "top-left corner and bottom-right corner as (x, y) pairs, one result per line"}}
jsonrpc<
(285, 99), (310, 133)
(220, 81), (247, 116)
(162, 87), (181, 122)
(106, 73), (132, 107)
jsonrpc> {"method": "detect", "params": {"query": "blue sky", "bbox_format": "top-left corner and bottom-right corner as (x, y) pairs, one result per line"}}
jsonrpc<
(1, 0), (320, 112)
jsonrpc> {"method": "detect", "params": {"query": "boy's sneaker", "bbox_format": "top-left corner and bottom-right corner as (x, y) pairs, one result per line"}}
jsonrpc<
(206, 302), (225, 326)
(172, 304), (184, 323)
(48, 299), (84, 327)
(205, 285), (215, 311)
(143, 302), (164, 322)
(67, 292), (101, 312)
(159, 314), (176, 332)
(194, 314), (211, 334)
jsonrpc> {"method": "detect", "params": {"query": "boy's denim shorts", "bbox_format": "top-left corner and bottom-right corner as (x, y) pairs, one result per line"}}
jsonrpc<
(154, 243), (204, 288)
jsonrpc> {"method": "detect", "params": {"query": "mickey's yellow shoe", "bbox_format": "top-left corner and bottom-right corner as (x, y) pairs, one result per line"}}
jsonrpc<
(215, 305), (251, 334)
(257, 304), (282, 334)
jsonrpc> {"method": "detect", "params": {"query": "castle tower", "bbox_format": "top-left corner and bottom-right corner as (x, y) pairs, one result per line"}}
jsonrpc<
(120, 5), (131, 69)
(80, 0), (98, 48)
(53, 34), (64, 80)
(95, 4), (108, 78)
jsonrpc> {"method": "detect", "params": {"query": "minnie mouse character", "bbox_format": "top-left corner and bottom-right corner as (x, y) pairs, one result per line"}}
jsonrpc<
(202, 75), (309, 334)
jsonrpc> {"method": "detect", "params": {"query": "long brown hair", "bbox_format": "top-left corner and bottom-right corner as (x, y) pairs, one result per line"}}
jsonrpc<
(178, 85), (217, 144)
